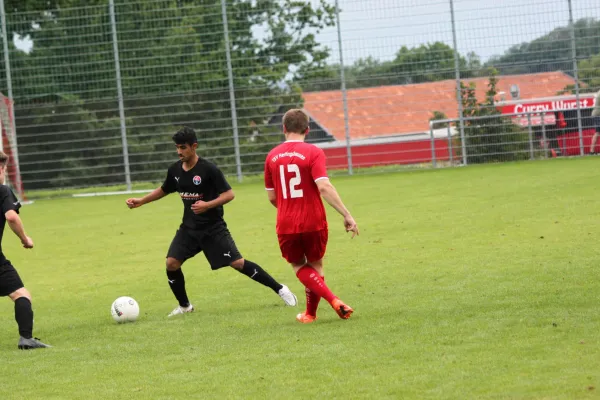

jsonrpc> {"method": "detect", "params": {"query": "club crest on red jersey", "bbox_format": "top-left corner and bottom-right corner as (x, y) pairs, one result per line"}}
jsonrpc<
(193, 175), (202, 185)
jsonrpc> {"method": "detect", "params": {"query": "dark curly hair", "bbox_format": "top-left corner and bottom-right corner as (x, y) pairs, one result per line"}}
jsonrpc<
(172, 126), (198, 146)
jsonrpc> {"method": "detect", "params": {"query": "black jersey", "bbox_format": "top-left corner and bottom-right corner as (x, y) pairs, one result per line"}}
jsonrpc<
(0, 185), (21, 263)
(161, 158), (232, 230)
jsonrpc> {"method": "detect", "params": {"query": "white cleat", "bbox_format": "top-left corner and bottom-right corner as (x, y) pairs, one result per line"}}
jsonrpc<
(278, 285), (298, 306)
(168, 304), (194, 317)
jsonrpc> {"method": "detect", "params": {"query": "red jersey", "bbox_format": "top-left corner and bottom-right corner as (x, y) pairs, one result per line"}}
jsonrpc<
(264, 140), (329, 234)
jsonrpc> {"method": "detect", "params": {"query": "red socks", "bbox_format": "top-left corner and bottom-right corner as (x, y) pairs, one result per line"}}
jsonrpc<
(296, 266), (336, 305)
(305, 287), (321, 317)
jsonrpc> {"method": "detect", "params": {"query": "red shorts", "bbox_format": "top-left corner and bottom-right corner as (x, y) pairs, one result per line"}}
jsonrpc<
(277, 229), (328, 264)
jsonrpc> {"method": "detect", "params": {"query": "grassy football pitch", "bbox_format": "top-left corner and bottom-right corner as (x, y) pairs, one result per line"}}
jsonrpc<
(0, 157), (599, 399)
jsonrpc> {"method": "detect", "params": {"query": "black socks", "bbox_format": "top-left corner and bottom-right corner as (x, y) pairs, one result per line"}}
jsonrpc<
(14, 297), (33, 339)
(167, 268), (190, 307)
(238, 260), (283, 293)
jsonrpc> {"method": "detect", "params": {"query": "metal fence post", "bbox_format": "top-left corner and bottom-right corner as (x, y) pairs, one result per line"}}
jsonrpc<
(335, 0), (353, 175)
(220, 0), (242, 182)
(0, 0), (23, 192)
(447, 124), (453, 164)
(449, 0), (467, 165)
(109, 0), (131, 191)
(527, 113), (534, 160)
(430, 124), (437, 168)
(567, 0), (584, 156)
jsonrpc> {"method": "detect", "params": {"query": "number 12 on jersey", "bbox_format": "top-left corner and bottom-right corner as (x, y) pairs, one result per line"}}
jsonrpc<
(280, 164), (304, 199)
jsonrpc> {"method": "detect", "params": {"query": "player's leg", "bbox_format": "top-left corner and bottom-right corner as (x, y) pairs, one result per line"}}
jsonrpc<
(590, 132), (599, 154)
(302, 232), (326, 320)
(203, 226), (297, 306)
(297, 257), (322, 323)
(230, 257), (297, 306)
(305, 258), (353, 320)
(0, 262), (50, 349)
(591, 120), (600, 154)
(292, 230), (353, 321)
(10, 288), (52, 349)
(277, 232), (325, 322)
(165, 228), (199, 316)
(290, 230), (334, 304)
(278, 233), (320, 322)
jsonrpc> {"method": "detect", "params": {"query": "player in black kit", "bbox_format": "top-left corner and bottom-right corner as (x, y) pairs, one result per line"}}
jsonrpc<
(0, 151), (51, 349)
(126, 126), (297, 316)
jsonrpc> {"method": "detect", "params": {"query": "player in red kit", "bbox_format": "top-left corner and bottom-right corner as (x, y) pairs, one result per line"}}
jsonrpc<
(264, 109), (359, 323)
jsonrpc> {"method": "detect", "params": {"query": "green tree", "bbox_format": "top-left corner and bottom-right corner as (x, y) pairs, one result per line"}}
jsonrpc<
(389, 42), (467, 84)
(15, 94), (128, 189)
(459, 68), (530, 164)
(1, 0), (336, 189)
(578, 54), (600, 90)
(430, 111), (448, 129)
(300, 42), (478, 91)
(486, 18), (600, 75)
(557, 53), (600, 95)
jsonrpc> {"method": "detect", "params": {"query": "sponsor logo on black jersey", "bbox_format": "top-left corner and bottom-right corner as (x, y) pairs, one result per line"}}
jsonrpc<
(180, 192), (203, 200)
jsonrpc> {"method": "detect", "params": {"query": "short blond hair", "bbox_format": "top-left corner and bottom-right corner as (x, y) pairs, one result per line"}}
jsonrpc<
(282, 109), (309, 134)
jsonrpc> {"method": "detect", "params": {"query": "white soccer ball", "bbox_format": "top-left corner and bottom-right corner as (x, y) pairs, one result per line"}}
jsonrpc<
(111, 296), (140, 323)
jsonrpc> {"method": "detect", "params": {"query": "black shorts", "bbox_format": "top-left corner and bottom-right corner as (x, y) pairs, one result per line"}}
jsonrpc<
(167, 223), (243, 270)
(0, 261), (24, 297)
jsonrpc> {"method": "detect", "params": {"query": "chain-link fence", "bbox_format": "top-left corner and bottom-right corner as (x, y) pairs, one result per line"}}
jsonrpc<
(0, 0), (599, 195)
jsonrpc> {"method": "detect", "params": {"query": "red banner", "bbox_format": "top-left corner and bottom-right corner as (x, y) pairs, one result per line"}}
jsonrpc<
(497, 94), (597, 127)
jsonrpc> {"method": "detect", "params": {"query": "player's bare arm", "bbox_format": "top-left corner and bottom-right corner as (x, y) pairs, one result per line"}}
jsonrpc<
(316, 179), (359, 238)
(191, 189), (235, 214)
(266, 190), (277, 208)
(5, 210), (33, 248)
(126, 187), (168, 209)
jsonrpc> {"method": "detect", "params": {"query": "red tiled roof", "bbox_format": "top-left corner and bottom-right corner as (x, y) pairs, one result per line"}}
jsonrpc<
(302, 72), (577, 140)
